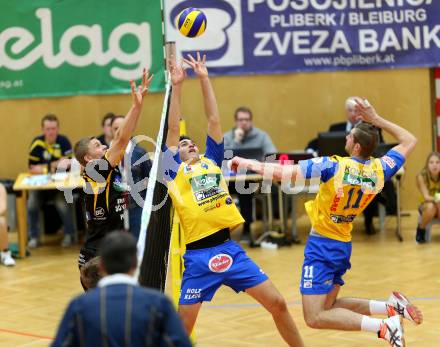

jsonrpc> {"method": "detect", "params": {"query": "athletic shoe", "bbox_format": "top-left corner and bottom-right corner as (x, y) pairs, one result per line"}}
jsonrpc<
(28, 237), (39, 248)
(387, 292), (422, 325)
(415, 227), (426, 244)
(1, 250), (16, 266)
(378, 315), (405, 347)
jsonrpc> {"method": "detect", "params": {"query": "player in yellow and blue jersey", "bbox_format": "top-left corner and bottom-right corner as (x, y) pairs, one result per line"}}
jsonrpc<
(230, 99), (423, 347)
(162, 53), (304, 347)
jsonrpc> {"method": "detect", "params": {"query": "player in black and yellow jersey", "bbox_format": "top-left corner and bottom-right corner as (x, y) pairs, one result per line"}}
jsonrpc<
(231, 99), (422, 347)
(28, 114), (75, 248)
(29, 115), (72, 173)
(163, 54), (304, 347)
(74, 69), (152, 289)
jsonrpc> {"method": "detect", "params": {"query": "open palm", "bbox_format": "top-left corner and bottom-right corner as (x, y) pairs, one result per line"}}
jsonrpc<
(354, 99), (378, 123)
(169, 60), (186, 86)
(131, 69), (153, 108)
(183, 52), (208, 78)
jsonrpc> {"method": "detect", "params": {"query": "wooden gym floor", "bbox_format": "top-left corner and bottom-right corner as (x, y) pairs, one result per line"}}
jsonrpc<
(1, 211), (439, 347)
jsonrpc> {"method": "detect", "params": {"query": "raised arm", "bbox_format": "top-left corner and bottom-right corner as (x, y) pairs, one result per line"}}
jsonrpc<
(229, 156), (302, 183)
(106, 69), (152, 167)
(354, 99), (417, 159)
(184, 53), (223, 143)
(166, 60), (186, 149)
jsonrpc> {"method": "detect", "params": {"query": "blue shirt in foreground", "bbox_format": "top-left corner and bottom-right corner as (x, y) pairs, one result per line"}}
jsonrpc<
(52, 274), (192, 347)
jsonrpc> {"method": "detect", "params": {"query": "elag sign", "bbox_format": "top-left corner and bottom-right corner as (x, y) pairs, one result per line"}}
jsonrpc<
(0, 1), (165, 100)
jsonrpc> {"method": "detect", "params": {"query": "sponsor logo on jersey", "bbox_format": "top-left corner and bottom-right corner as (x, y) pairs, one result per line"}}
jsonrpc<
(113, 174), (128, 192)
(342, 165), (377, 188)
(115, 197), (127, 213)
(183, 288), (202, 300)
(208, 254), (233, 273)
(382, 156), (396, 169)
(94, 207), (106, 218)
(202, 193), (228, 211)
(190, 174), (223, 202)
(330, 213), (356, 223)
(303, 279), (313, 288)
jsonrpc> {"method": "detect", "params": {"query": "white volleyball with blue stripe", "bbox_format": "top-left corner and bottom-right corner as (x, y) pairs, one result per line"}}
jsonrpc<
(176, 8), (207, 38)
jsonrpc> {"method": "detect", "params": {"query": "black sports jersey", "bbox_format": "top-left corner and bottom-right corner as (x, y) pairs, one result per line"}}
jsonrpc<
(82, 154), (128, 248)
(28, 135), (72, 167)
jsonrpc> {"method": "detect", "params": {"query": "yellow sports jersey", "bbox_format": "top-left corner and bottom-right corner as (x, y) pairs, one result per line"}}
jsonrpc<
(164, 137), (244, 244)
(300, 150), (404, 242)
(28, 134), (72, 166)
(419, 169), (440, 203)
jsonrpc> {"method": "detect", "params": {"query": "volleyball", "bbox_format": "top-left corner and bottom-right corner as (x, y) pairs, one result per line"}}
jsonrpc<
(176, 8), (207, 38)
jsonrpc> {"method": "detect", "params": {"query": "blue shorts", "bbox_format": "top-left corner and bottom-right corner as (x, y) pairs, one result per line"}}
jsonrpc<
(300, 235), (352, 295)
(179, 240), (268, 305)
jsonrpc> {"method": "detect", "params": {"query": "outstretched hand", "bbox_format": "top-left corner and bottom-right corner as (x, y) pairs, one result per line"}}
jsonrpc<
(131, 69), (153, 108)
(183, 52), (208, 78)
(169, 58), (187, 86)
(228, 156), (245, 173)
(354, 98), (379, 124)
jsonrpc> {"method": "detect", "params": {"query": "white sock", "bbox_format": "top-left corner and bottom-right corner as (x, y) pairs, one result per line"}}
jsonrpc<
(361, 315), (382, 333)
(369, 300), (388, 315)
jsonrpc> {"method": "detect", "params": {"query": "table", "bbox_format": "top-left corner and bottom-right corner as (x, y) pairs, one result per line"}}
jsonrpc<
(13, 173), (84, 258)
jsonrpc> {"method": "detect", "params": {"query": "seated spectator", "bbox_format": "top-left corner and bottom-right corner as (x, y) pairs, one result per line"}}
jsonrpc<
(52, 231), (192, 347)
(416, 152), (440, 243)
(96, 112), (115, 147)
(0, 183), (15, 266)
(224, 107), (276, 243)
(80, 256), (101, 290)
(111, 116), (152, 240)
(330, 97), (384, 140)
(28, 114), (75, 248)
(224, 107), (277, 153)
(306, 96), (385, 152)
